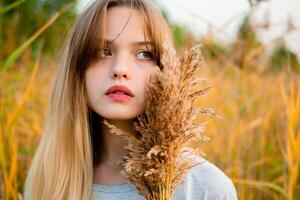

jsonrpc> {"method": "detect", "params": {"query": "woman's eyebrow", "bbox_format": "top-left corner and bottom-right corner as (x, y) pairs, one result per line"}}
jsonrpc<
(103, 39), (154, 47)
(132, 41), (154, 47)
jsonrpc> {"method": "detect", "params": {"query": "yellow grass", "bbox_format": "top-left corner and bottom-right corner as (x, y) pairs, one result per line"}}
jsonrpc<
(0, 44), (299, 199)
(193, 58), (299, 199)
(280, 80), (300, 199)
(1, 51), (41, 199)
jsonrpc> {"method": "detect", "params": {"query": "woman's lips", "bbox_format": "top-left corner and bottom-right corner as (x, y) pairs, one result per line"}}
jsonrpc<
(105, 85), (135, 97)
(106, 93), (133, 101)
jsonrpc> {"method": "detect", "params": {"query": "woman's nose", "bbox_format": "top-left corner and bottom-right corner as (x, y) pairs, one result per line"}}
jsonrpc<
(111, 53), (132, 80)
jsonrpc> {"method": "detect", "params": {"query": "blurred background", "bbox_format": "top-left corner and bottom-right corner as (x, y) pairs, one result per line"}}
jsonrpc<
(0, 0), (299, 199)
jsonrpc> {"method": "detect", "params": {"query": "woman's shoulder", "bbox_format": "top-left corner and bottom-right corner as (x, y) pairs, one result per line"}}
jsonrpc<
(172, 155), (238, 200)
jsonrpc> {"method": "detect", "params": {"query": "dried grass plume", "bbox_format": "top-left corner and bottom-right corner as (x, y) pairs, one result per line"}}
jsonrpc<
(103, 41), (215, 200)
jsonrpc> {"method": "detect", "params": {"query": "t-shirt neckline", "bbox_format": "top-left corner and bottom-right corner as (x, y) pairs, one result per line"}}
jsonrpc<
(92, 182), (135, 193)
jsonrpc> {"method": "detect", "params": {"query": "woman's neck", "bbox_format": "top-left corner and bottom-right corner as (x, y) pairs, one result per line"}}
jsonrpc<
(100, 119), (135, 163)
(93, 118), (135, 184)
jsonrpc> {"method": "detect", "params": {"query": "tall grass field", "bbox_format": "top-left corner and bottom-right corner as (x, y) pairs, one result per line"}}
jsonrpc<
(0, 0), (299, 199)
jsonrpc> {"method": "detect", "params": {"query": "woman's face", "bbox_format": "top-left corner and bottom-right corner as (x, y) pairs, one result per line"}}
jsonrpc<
(85, 6), (158, 120)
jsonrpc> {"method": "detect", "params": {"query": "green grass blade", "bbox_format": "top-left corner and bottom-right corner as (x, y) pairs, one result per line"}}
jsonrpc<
(1, 3), (75, 73)
(0, 0), (27, 15)
(232, 178), (287, 197)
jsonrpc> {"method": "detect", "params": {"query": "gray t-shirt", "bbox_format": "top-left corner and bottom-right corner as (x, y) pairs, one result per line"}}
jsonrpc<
(93, 156), (238, 200)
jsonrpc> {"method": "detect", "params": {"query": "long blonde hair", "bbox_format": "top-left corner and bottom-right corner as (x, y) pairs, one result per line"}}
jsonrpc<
(24, 0), (174, 199)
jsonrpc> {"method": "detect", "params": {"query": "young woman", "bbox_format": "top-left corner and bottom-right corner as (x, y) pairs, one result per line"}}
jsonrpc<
(24, 0), (238, 199)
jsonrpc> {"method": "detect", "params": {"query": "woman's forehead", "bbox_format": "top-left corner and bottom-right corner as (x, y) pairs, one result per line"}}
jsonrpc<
(104, 6), (152, 45)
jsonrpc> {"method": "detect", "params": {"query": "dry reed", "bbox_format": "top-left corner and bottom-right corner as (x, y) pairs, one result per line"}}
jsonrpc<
(103, 42), (214, 200)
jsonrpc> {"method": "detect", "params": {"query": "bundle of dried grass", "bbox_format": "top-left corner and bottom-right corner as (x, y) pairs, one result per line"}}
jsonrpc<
(103, 42), (215, 200)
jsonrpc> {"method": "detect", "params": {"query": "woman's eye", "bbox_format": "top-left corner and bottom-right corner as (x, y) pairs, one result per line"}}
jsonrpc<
(98, 48), (112, 57)
(137, 51), (154, 60)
